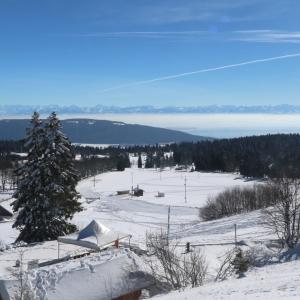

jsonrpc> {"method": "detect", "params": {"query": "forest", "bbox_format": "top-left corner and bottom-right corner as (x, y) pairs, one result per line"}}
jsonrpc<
(169, 134), (300, 178)
(1, 133), (300, 191)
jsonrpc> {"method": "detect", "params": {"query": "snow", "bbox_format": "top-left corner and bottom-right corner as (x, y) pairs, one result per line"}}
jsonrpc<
(112, 122), (125, 126)
(0, 164), (299, 299)
(0, 168), (259, 269)
(153, 259), (300, 299)
(78, 167), (255, 208)
(3, 248), (151, 300)
(10, 152), (27, 158)
(73, 143), (119, 148)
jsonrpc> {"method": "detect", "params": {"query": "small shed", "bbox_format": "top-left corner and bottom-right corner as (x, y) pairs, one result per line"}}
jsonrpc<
(133, 186), (144, 197)
(0, 205), (13, 221)
(117, 190), (130, 196)
(155, 192), (165, 198)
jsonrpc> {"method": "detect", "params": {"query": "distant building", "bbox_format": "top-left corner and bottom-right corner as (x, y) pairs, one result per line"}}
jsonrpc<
(133, 186), (144, 197)
(117, 190), (130, 196)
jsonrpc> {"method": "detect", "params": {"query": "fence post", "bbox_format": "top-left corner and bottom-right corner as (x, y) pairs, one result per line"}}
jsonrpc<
(167, 206), (171, 246)
(234, 224), (237, 247)
(186, 242), (190, 253)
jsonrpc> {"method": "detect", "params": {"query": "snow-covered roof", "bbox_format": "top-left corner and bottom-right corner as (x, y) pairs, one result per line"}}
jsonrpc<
(81, 190), (101, 199)
(1, 249), (154, 300)
(58, 220), (130, 250)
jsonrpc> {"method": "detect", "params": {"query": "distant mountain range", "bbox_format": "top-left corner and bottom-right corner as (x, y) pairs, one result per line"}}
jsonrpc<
(2, 104), (300, 115)
(0, 119), (209, 144)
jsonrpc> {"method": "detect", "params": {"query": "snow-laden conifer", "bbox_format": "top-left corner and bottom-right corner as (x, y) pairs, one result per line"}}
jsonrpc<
(12, 112), (82, 242)
(12, 112), (48, 242)
(42, 112), (82, 236)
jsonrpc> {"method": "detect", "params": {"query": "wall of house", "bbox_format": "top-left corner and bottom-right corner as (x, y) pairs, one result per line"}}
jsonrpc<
(113, 289), (142, 300)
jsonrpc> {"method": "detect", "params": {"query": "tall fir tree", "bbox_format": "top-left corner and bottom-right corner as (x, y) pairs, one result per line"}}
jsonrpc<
(12, 112), (48, 242)
(42, 112), (82, 235)
(145, 153), (154, 168)
(12, 112), (82, 243)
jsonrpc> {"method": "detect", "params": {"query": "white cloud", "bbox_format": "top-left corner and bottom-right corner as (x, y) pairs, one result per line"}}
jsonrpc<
(74, 29), (300, 44)
(137, 0), (258, 24)
(234, 30), (300, 43)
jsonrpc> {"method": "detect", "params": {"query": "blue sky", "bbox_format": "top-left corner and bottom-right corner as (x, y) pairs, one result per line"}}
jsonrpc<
(1, 0), (300, 107)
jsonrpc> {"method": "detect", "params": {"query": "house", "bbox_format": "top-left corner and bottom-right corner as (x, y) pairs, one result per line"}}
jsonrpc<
(0, 248), (155, 300)
(0, 220), (156, 300)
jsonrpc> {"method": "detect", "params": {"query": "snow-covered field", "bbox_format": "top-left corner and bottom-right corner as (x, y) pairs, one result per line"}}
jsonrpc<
(75, 167), (258, 246)
(0, 167), (258, 270)
(1, 165), (299, 299)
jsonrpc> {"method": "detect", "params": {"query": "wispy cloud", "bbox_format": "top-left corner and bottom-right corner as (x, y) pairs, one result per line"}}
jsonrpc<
(75, 29), (300, 44)
(75, 31), (209, 39)
(77, 0), (272, 26)
(98, 53), (300, 93)
(137, 0), (260, 24)
(234, 30), (300, 43)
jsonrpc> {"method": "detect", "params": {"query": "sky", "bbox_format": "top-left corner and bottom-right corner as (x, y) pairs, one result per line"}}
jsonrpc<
(1, 0), (300, 107)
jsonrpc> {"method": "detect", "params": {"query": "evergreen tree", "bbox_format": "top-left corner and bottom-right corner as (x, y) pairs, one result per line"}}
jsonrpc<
(137, 153), (143, 168)
(116, 153), (130, 171)
(12, 112), (48, 242)
(12, 112), (82, 243)
(145, 153), (154, 168)
(42, 112), (82, 235)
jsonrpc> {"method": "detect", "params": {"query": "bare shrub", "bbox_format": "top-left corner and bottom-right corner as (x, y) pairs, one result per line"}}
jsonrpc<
(200, 183), (279, 221)
(146, 232), (207, 290)
(264, 178), (300, 249)
(11, 250), (37, 300)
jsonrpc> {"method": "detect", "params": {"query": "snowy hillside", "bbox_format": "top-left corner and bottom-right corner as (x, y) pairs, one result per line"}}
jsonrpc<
(153, 258), (300, 299)
(1, 164), (299, 299)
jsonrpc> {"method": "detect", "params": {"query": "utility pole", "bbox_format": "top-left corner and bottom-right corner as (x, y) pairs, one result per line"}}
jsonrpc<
(131, 172), (134, 198)
(92, 176), (101, 188)
(184, 176), (187, 203)
(167, 206), (171, 246)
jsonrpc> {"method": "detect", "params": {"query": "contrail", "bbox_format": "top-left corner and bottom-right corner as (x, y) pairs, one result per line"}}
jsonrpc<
(99, 53), (300, 93)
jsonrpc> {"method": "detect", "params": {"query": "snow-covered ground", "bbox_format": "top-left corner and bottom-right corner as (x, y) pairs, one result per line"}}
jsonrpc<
(0, 167), (258, 274)
(75, 167), (258, 246)
(1, 165), (298, 299)
(153, 258), (300, 299)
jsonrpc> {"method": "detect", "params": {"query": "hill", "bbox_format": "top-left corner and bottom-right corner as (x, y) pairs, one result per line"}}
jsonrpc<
(0, 118), (208, 144)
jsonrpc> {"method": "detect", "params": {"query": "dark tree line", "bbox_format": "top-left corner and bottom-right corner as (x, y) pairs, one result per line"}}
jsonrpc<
(0, 140), (24, 154)
(169, 134), (300, 178)
(3, 134), (300, 179)
(0, 142), (132, 185)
